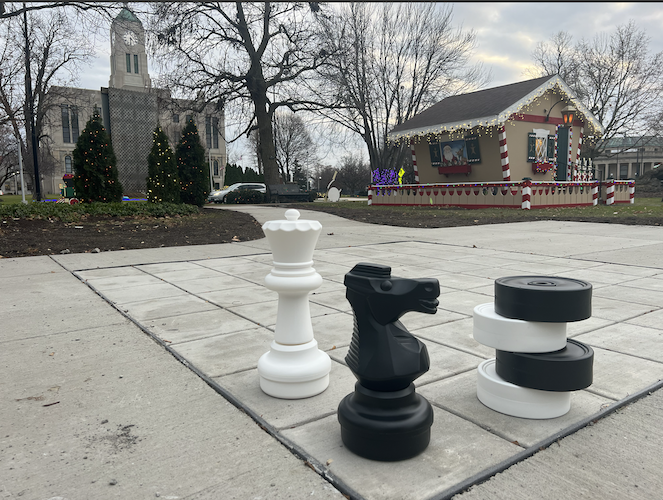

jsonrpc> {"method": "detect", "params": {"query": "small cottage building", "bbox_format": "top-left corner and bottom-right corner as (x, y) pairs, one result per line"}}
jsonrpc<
(374, 76), (633, 208)
(389, 75), (603, 184)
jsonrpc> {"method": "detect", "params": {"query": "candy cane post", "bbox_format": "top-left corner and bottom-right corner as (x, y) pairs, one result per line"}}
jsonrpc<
(591, 183), (599, 206)
(367, 188), (373, 206)
(629, 182), (635, 204)
(521, 179), (532, 210)
(410, 139), (420, 184)
(606, 179), (615, 205)
(567, 126), (573, 181)
(499, 125), (511, 181)
(576, 127), (583, 166)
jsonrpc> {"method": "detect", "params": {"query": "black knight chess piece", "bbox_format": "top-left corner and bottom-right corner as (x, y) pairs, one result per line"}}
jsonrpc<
(338, 263), (440, 461)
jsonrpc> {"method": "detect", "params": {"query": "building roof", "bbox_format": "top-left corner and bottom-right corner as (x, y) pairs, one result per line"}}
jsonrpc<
(604, 136), (663, 149)
(388, 75), (604, 140)
(115, 7), (141, 24)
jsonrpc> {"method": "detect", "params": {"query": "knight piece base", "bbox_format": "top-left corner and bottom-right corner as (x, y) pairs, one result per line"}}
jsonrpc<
(338, 382), (433, 461)
(258, 339), (331, 399)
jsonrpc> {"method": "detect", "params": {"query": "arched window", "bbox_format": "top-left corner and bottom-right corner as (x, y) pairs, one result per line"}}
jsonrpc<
(65, 155), (72, 173)
(213, 160), (219, 176)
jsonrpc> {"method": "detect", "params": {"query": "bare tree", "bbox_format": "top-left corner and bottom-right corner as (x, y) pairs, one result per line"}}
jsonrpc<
(313, 2), (490, 174)
(337, 152), (369, 195)
(0, 5), (95, 198)
(528, 22), (663, 159)
(149, 2), (332, 186)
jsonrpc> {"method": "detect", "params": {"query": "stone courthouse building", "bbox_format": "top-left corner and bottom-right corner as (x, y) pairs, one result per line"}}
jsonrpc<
(44, 7), (226, 195)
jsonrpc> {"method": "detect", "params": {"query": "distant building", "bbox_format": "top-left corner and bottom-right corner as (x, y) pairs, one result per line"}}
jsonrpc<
(593, 137), (663, 180)
(43, 6), (226, 195)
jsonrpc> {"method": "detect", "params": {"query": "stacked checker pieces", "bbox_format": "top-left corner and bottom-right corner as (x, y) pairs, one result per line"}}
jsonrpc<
(473, 276), (594, 419)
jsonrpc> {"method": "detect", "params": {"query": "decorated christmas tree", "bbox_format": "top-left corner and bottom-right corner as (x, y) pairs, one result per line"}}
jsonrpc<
(73, 110), (123, 202)
(146, 125), (180, 203)
(176, 118), (209, 206)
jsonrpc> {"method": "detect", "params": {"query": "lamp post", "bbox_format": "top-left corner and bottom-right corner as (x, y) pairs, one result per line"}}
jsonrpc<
(561, 105), (576, 126)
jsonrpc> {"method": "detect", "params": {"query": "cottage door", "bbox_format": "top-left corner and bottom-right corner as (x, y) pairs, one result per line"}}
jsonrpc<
(556, 127), (569, 181)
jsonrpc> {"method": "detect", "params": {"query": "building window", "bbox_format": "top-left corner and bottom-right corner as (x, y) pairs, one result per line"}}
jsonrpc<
(619, 163), (628, 179)
(126, 53), (131, 72)
(205, 115), (212, 148)
(65, 155), (72, 173)
(134, 54), (139, 74)
(213, 159), (219, 176)
(173, 114), (179, 123)
(70, 106), (79, 142)
(186, 114), (193, 124)
(212, 117), (219, 149)
(61, 105), (71, 143)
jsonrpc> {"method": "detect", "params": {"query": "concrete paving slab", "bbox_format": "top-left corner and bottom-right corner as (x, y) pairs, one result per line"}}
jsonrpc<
(75, 266), (146, 280)
(310, 289), (355, 312)
(589, 295), (656, 322)
(622, 275), (663, 292)
(592, 283), (663, 308)
(216, 361), (356, 430)
(414, 318), (495, 359)
(428, 272), (496, 291)
(436, 290), (494, 316)
(398, 307), (469, 332)
(226, 299), (336, 328)
(454, 387), (663, 500)
(141, 266), (229, 283)
(418, 370), (613, 448)
(171, 327), (275, 377)
(164, 274), (258, 294)
(625, 308), (663, 329)
(591, 262), (663, 277)
(312, 311), (355, 351)
(575, 322), (663, 363)
(144, 308), (260, 344)
(0, 255), (67, 276)
(587, 347), (663, 400)
(198, 285), (279, 308)
(77, 273), (164, 290)
(119, 294), (218, 322)
(135, 261), (206, 273)
(566, 316), (615, 337)
(281, 408), (522, 500)
(93, 281), (186, 305)
(1, 316), (341, 500)
(582, 242), (663, 267)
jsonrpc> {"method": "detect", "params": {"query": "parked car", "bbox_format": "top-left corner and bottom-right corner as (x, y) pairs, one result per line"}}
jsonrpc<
(208, 182), (266, 203)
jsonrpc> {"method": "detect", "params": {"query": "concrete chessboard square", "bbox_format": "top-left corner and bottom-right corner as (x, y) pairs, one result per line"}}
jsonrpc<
(281, 407), (522, 500)
(418, 370), (614, 448)
(145, 308), (262, 344)
(587, 347), (663, 400)
(214, 361), (356, 430)
(171, 327), (275, 377)
(574, 322), (663, 363)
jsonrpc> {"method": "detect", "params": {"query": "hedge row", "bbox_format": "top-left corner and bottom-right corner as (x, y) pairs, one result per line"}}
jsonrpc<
(0, 201), (200, 222)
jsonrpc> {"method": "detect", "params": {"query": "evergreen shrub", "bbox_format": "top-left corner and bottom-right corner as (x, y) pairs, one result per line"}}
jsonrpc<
(72, 111), (123, 202)
(225, 189), (265, 204)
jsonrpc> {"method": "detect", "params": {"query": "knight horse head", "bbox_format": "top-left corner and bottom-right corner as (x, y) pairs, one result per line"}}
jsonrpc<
(344, 263), (440, 391)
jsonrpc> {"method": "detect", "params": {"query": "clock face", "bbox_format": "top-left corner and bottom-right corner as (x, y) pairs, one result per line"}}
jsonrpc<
(123, 31), (138, 46)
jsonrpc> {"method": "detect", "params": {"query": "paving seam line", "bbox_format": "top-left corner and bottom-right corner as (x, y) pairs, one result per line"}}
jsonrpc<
(62, 263), (365, 500)
(429, 379), (663, 500)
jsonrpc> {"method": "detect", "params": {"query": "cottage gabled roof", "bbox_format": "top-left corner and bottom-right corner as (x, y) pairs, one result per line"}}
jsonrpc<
(388, 75), (604, 140)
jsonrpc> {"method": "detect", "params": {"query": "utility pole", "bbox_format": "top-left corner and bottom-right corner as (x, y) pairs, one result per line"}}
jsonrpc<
(23, 4), (40, 201)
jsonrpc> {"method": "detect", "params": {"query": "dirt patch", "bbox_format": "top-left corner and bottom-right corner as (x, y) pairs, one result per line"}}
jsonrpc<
(0, 209), (265, 258)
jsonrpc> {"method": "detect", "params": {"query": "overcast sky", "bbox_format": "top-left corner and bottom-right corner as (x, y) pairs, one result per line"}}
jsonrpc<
(77, 2), (663, 169)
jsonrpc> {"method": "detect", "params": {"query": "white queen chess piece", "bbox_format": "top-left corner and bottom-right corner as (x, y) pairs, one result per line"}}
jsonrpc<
(257, 209), (331, 399)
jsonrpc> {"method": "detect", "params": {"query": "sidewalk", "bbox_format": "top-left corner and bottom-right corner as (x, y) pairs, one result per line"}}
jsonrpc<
(2, 205), (662, 499)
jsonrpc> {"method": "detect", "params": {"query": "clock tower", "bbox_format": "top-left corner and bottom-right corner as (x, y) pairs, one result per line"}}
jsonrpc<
(109, 6), (152, 91)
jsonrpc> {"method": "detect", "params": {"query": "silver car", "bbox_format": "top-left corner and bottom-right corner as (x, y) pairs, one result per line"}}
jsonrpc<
(208, 182), (267, 203)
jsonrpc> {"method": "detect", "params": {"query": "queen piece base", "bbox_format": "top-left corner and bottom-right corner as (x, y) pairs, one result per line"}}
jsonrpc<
(477, 359), (570, 419)
(258, 339), (331, 399)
